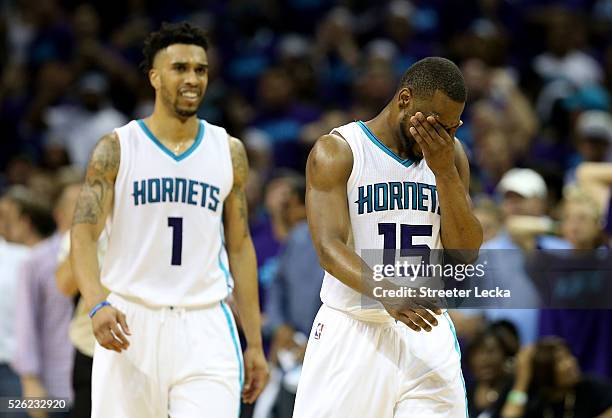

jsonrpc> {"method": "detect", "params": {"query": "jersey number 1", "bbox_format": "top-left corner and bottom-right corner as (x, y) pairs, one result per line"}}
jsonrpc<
(168, 217), (183, 266)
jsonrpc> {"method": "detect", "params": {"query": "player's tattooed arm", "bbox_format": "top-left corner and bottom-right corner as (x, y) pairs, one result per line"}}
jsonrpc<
(72, 132), (119, 232)
(224, 136), (268, 403)
(71, 132), (119, 312)
(226, 136), (249, 238)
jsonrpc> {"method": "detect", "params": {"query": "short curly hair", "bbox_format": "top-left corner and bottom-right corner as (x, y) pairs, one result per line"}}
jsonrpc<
(399, 57), (466, 103)
(141, 22), (209, 73)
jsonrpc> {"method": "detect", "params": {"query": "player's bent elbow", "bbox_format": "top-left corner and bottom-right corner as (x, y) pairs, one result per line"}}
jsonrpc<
(445, 248), (481, 265)
(315, 241), (340, 274)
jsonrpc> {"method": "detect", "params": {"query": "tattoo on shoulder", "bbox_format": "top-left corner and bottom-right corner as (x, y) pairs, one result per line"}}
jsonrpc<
(229, 136), (249, 190)
(72, 133), (120, 225)
(227, 137), (250, 237)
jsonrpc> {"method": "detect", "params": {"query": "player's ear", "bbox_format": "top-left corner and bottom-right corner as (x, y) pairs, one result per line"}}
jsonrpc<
(398, 87), (412, 109)
(149, 68), (160, 90)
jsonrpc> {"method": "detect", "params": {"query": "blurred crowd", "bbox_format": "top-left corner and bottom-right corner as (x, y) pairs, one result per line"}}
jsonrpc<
(1, 0), (612, 417)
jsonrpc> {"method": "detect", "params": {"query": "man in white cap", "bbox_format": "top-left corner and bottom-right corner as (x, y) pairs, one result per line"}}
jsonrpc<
(497, 168), (549, 220)
(472, 168), (571, 345)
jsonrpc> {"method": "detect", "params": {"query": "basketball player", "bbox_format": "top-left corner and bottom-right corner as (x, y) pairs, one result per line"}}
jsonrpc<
(293, 57), (483, 417)
(70, 22), (268, 418)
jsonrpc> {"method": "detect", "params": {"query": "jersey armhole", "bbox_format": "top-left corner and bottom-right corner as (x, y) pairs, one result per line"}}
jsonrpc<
(113, 127), (126, 190)
(330, 126), (362, 192)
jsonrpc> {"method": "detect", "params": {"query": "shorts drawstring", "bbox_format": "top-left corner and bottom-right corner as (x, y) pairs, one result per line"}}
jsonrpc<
(161, 306), (187, 324)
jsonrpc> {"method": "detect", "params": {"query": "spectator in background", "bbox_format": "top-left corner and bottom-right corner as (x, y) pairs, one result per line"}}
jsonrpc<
(467, 324), (517, 418)
(252, 68), (319, 170)
(474, 197), (504, 244)
(275, 34), (317, 104)
(0, 186), (53, 247)
(566, 110), (612, 184)
(251, 171), (306, 310)
(381, 0), (435, 76)
(532, 8), (603, 90)
(45, 72), (127, 170)
(299, 109), (349, 148)
(311, 7), (360, 106)
(264, 174), (323, 418)
(70, 3), (140, 114)
(501, 338), (612, 418)
(576, 161), (612, 244)
(533, 188), (612, 378)
(0, 190), (34, 415)
(479, 168), (568, 345)
(12, 183), (81, 417)
(55, 225), (108, 418)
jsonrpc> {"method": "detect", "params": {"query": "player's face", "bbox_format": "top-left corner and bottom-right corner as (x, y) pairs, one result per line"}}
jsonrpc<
(151, 44), (208, 118)
(398, 89), (464, 159)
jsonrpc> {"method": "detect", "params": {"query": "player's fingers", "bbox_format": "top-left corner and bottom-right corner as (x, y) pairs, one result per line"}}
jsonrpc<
(409, 126), (434, 156)
(99, 330), (121, 352)
(242, 361), (254, 393)
(410, 115), (435, 147)
(245, 370), (267, 403)
(416, 297), (444, 315)
(395, 313), (421, 331)
(413, 308), (438, 327)
(426, 116), (453, 144)
(243, 380), (258, 403)
(411, 123), (438, 154)
(404, 310), (432, 332)
(420, 116), (446, 145)
(110, 323), (130, 349)
(117, 311), (131, 335)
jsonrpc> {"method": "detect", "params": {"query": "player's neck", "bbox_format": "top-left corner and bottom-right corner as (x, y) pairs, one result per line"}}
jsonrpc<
(146, 106), (200, 143)
(366, 108), (408, 158)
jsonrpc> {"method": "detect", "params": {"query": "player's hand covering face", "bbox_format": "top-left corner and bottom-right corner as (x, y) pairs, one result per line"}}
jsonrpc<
(409, 112), (463, 176)
(400, 89), (464, 163)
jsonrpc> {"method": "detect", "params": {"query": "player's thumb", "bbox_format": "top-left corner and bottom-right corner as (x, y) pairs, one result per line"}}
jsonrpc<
(117, 311), (131, 335)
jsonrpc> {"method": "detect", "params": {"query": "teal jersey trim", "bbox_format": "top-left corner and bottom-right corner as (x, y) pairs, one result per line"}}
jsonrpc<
(444, 312), (469, 418)
(137, 119), (205, 162)
(356, 120), (415, 168)
(218, 223), (232, 296)
(220, 301), (244, 417)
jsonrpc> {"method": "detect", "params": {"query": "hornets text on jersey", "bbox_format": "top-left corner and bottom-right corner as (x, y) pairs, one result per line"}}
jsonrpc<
(100, 119), (234, 307)
(320, 121), (443, 321)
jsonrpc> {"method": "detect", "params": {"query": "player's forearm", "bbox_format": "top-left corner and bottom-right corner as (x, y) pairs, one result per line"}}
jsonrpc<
(55, 258), (79, 297)
(229, 239), (263, 349)
(436, 168), (483, 257)
(317, 238), (379, 298)
(71, 225), (106, 311)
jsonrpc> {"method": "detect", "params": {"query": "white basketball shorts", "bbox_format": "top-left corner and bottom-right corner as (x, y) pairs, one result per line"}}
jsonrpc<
(91, 293), (243, 418)
(293, 304), (467, 418)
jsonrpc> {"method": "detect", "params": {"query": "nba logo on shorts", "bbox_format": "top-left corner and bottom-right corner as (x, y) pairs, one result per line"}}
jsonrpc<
(314, 323), (324, 340)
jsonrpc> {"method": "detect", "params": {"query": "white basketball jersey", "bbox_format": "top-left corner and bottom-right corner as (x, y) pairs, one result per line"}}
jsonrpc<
(100, 119), (234, 307)
(320, 121), (443, 321)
